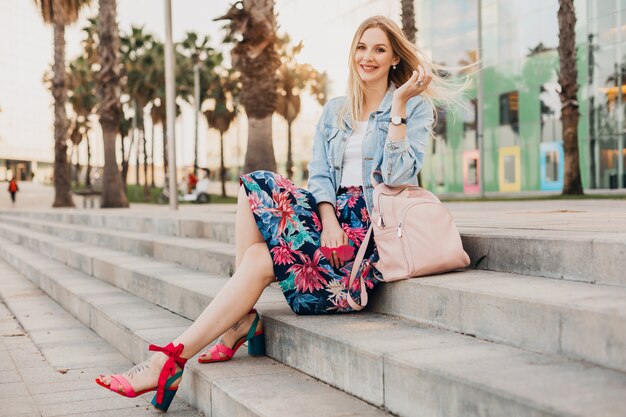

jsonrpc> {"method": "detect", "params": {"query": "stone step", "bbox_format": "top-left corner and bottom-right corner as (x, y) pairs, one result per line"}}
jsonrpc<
(1, 217), (626, 374)
(2, 209), (624, 287)
(460, 226), (626, 287)
(0, 259), (202, 417)
(1, 232), (625, 416)
(0, 239), (390, 417)
(0, 213), (236, 277)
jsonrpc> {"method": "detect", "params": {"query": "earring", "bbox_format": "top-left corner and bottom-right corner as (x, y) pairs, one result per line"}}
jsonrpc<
(392, 64), (397, 70)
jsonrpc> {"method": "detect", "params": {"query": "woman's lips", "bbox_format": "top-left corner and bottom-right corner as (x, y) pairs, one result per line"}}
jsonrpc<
(360, 64), (378, 73)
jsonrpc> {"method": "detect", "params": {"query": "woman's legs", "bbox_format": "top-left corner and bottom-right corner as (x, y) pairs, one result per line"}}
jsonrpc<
(172, 242), (274, 358)
(99, 186), (275, 393)
(235, 185), (264, 268)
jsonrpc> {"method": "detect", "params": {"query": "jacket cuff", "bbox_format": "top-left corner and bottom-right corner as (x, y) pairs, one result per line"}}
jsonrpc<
(312, 191), (336, 208)
(384, 138), (410, 154)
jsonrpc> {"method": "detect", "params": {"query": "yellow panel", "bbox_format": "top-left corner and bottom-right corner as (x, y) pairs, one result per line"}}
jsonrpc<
(498, 146), (521, 192)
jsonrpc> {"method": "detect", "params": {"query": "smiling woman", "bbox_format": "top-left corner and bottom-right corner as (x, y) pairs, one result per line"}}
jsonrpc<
(95, 15), (470, 413)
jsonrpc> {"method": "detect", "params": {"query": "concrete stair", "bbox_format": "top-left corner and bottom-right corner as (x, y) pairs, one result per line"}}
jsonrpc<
(0, 208), (625, 417)
(0, 239), (389, 417)
(1, 212), (625, 373)
(4, 208), (625, 286)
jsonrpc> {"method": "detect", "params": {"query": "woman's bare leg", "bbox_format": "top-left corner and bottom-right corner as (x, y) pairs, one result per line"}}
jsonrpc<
(98, 241), (275, 392)
(235, 185), (264, 269)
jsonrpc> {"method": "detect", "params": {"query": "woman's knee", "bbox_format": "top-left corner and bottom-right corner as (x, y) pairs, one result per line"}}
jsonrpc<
(243, 243), (275, 285)
(238, 185), (247, 201)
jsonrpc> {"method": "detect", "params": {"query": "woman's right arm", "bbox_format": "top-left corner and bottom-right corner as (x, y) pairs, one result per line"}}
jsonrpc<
(307, 110), (337, 209)
(318, 202), (348, 269)
(307, 102), (349, 268)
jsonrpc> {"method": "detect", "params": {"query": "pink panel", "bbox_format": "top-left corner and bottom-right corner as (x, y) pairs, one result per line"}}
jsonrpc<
(463, 150), (480, 194)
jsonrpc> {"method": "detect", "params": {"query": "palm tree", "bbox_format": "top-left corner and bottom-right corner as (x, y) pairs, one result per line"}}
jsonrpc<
(401, 0), (417, 43)
(557, 0), (584, 195)
(400, 0), (420, 185)
(215, 0), (280, 173)
(67, 55), (97, 187)
(204, 68), (239, 197)
(276, 35), (328, 179)
(177, 32), (221, 176)
(35, 0), (91, 207)
(145, 40), (185, 193)
(97, 0), (128, 207)
(120, 26), (158, 195)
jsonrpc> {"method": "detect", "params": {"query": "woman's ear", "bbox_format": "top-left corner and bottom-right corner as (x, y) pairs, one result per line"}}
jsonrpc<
(392, 56), (400, 66)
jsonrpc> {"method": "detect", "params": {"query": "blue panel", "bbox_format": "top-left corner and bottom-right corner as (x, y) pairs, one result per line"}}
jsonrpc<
(540, 141), (564, 191)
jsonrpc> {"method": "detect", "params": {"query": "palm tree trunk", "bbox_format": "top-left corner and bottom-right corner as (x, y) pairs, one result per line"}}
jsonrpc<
(401, 0), (420, 186)
(244, 116), (276, 173)
(51, 16), (74, 207)
(286, 121), (293, 179)
(220, 132), (226, 197)
(97, 0), (128, 207)
(124, 126), (136, 185)
(142, 128), (150, 200)
(150, 122), (156, 188)
(162, 117), (169, 188)
(86, 134), (92, 188)
(73, 144), (80, 188)
(401, 0), (417, 44)
(135, 131), (140, 185)
(135, 106), (141, 186)
(558, 0), (584, 195)
(236, 0), (279, 174)
(120, 134), (132, 185)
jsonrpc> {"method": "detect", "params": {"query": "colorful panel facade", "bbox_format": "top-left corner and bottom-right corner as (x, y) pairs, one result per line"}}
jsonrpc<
(416, 0), (625, 193)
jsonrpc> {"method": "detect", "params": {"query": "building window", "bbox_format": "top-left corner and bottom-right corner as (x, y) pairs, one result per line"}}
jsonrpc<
(540, 83), (562, 143)
(467, 158), (478, 185)
(545, 151), (560, 182)
(499, 91), (519, 126)
(504, 155), (516, 184)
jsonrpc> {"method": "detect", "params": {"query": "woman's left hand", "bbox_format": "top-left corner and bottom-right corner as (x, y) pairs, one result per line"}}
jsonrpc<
(393, 65), (432, 103)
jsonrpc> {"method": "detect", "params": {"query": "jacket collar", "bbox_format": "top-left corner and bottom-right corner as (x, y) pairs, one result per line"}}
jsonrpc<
(341, 82), (397, 129)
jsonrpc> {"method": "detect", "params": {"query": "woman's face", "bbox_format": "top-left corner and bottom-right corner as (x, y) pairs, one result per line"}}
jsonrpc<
(354, 27), (398, 86)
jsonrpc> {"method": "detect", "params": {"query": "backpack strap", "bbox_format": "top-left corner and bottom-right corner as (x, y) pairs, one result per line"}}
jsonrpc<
(346, 224), (373, 311)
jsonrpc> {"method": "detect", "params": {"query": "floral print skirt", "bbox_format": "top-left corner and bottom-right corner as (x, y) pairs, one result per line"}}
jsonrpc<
(240, 170), (381, 315)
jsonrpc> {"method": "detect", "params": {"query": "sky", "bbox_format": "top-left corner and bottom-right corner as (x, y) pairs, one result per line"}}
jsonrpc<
(0, 0), (402, 177)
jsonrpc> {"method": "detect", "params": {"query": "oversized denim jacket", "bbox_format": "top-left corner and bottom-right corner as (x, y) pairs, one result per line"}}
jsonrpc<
(307, 83), (434, 214)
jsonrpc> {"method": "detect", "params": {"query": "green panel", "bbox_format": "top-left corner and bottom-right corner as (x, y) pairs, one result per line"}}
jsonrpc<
(576, 42), (590, 189)
(520, 51), (560, 191)
(419, 0), (596, 194)
(445, 106), (466, 192)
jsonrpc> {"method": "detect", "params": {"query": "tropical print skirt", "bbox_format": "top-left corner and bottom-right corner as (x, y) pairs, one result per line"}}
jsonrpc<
(240, 170), (381, 315)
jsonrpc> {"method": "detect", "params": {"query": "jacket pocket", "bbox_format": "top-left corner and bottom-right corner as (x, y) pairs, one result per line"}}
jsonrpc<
(377, 121), (388, 145)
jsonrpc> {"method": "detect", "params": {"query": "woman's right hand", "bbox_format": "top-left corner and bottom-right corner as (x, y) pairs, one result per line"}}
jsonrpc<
(320, 221), (349, 269)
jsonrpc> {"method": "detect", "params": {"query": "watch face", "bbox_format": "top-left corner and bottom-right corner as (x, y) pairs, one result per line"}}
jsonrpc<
(391, 116), (401, 125)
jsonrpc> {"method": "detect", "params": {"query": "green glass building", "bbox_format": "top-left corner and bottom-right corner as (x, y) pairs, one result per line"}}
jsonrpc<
(416, 0), (626, 193)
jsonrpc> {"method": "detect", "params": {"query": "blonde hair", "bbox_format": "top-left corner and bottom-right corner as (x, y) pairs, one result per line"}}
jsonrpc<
(339, 15), (474, 130)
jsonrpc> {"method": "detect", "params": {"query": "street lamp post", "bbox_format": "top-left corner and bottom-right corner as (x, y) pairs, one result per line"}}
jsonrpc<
(164, 0), (177, 210)
(194, 62), (200, 177)
(477, 0), (485, 198)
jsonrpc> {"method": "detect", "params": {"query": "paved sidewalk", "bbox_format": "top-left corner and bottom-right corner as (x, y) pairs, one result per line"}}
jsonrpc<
(0, 259), (201, 417)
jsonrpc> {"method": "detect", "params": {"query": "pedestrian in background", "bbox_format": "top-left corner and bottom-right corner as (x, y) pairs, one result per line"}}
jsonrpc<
(7, 178), (18, 205)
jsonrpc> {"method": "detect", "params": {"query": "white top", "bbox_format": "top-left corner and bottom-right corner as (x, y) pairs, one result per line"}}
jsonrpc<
(340, 121), (368, 187)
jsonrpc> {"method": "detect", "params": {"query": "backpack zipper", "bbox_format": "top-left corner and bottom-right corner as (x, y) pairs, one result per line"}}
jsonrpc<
(376, 185), (421, 228)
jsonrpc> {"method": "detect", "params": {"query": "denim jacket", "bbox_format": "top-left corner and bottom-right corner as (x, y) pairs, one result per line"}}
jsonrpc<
(307, 83), (434, 214)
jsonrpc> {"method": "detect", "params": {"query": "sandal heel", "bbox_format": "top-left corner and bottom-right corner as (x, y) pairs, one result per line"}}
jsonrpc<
(247, 332), (266, 356)
(151, 388), (177, 412)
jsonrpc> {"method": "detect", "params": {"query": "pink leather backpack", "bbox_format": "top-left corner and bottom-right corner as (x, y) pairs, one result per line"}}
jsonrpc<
(347, 173), (470, 311)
